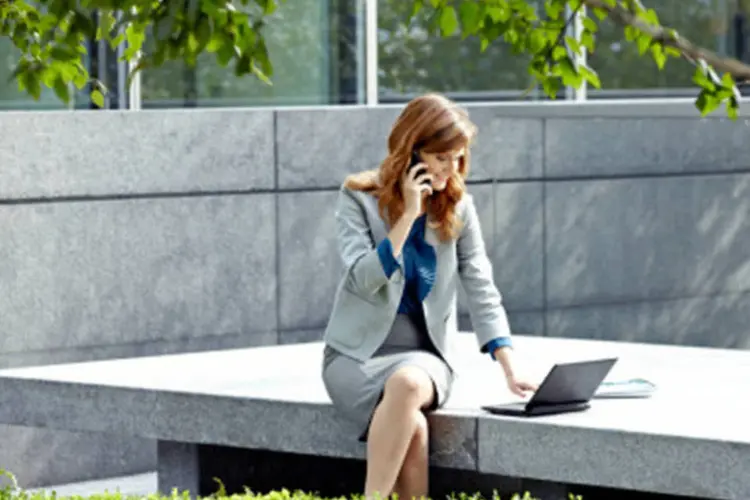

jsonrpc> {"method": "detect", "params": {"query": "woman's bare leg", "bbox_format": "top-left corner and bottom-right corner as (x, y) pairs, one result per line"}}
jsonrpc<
(364, 367), (435, 499)
(392, 410), (429, 500)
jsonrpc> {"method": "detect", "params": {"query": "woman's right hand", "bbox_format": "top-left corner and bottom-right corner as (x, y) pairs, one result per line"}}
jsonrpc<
(401, 161), (433, 218)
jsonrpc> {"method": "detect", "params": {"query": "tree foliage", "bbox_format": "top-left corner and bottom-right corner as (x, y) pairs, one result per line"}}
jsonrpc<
(2, 0), (750, 118)
(413, 0), (750, 118)
(0, 0), (280, 107)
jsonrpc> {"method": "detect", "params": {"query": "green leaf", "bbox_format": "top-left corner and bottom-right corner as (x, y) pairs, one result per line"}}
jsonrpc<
(695, 89), (720, 116)
(650, 44), (666, 69)
(552, 45), (567, 61)
(529, 30), (546, 54)
(642, 8), (659, 26)
(411, 0), (424, 19)
(558, 56), (582, 87)
(581, 31), (595, 51)
(251, 61), (272, 85)
(458, 1), (481, 34)
(206, 33), (225, 53)
(50, 45), (79, 62)
(439, 5), (459, 36)
(624, 25), (638, 42)
(53, 74), (70, 103)
(566, 36), (581, 55)
(579, 64), (601, 88)
(21, 70), (41, 99)
(592, 7), (608, 20)
(91, 89), (105, 108)
(544, 1), (564, 19)
(217, 42), (235, 66)
(480, 36), (490, 52)
(542, 77), (561, 98)
(637, 34), (650, 55)
(255, 0), (277, 16)
(692, 65), (713, 89)
(97, 11), (115, 41)
(721, 72), (736, 89)
(665, 46), (681, 58)
(583, 17), (598, 33)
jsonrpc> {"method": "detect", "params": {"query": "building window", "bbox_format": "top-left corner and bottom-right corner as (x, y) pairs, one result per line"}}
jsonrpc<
(377, 0), (557, 103)
(140, 0), (365, 109)
(588, 0), (747, 98)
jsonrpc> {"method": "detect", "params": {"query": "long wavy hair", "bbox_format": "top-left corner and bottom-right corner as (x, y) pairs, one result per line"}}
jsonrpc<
(344, 93), (477, 242)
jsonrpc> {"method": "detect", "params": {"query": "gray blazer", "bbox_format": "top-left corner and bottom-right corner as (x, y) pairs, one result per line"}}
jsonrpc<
(323, 185), (512, 369)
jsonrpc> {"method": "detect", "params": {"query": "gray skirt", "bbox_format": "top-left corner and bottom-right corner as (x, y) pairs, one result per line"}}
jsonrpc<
(322, 313), (453, 441)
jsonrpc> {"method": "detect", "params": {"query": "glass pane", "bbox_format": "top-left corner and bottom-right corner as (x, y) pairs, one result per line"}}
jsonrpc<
(587, 0), (739, 98)
(377, 0), (559, 103)
(0, 38), (69, 110)
(0, 37), (108, 111)
(141, 0), (365, 109)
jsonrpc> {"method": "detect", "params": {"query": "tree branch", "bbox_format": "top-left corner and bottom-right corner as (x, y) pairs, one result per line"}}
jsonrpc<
(546, 1), (583, 61)
(584, 0), (750, 83)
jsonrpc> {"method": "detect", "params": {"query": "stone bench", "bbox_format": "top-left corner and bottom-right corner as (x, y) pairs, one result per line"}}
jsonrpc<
(0, 334), (748, 500)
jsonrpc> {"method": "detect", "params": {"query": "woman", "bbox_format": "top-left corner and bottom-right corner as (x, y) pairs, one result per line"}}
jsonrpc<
(321, 93), (537, 499)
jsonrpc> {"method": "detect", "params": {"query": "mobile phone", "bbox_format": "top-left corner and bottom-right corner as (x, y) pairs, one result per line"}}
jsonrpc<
(407, 150), (421, 172)
(408, 151), (431, 185)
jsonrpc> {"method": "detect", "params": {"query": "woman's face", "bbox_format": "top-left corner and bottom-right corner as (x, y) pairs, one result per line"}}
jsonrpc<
(420, 148), (465, 192)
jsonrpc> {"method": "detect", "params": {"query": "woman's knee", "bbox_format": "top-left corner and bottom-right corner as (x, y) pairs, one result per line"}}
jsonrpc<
(383, 367), (435, 408)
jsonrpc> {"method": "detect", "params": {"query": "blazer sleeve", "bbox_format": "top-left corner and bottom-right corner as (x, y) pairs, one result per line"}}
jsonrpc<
(335, 187), (405, 297)
(456, 194), (513, 352)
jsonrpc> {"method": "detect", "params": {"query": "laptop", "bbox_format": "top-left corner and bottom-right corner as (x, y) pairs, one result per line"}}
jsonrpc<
(482, 357), (618, 417)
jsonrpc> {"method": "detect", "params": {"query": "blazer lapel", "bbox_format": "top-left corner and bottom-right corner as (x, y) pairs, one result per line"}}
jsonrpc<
(364, 195), (388, 245)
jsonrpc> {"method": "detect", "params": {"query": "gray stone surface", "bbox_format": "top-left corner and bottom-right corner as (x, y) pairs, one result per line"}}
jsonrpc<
(0, 195), (277, 353)
(0, 425), (155, 489)
(0, 332), (278, 369)
(1, 335), (748, 498)
(277, 191), (343, 331)
(477, 339), (750, 499)
(157, 442), (199, 496)
(545, 117), (750, 177)
(276, 107), (400, 189)
(29, 472), (157, 497)
(275, 106), (543, 189)
(492, 182), (544, 312)
(505, 310), (545, 336)
(464, 109), (543, 180)
(546, 293), (750, 348)
(545, 175), (750, 308)
(278, 329), (324, 345)
(458, 181), (544, 328)
(0, 110), (274, 199)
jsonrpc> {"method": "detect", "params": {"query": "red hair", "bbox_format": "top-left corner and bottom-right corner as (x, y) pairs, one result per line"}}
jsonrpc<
(344, 93), (477, 242)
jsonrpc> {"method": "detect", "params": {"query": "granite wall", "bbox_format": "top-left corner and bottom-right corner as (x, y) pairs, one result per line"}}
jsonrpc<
(1, 101), (749, 487)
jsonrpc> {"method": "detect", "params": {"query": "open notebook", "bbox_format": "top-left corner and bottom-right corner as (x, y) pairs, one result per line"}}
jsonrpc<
(594, 378), (657, 398)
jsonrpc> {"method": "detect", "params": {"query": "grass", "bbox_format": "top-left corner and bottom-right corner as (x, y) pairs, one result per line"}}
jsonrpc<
(1, 470), (584, 500)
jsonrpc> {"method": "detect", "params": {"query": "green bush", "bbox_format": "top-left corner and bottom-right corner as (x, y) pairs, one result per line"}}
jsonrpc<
(1, 469), (583, 500)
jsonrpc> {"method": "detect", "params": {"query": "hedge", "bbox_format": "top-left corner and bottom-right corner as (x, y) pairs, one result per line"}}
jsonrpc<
(1, 470), (584, 500)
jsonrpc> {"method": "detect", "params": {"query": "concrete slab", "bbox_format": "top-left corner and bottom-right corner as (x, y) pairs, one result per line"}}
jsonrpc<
(28, 472), (157, 497)
(0, 335), (748, 498)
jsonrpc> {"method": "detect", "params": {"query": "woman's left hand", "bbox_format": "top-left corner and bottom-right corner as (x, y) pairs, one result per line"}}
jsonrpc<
(505, 374), (538, 398)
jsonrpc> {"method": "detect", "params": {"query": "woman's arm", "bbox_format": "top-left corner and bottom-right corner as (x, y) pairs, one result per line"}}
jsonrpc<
(336, 165), (432, 297)
(335, 187), (417, 296)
